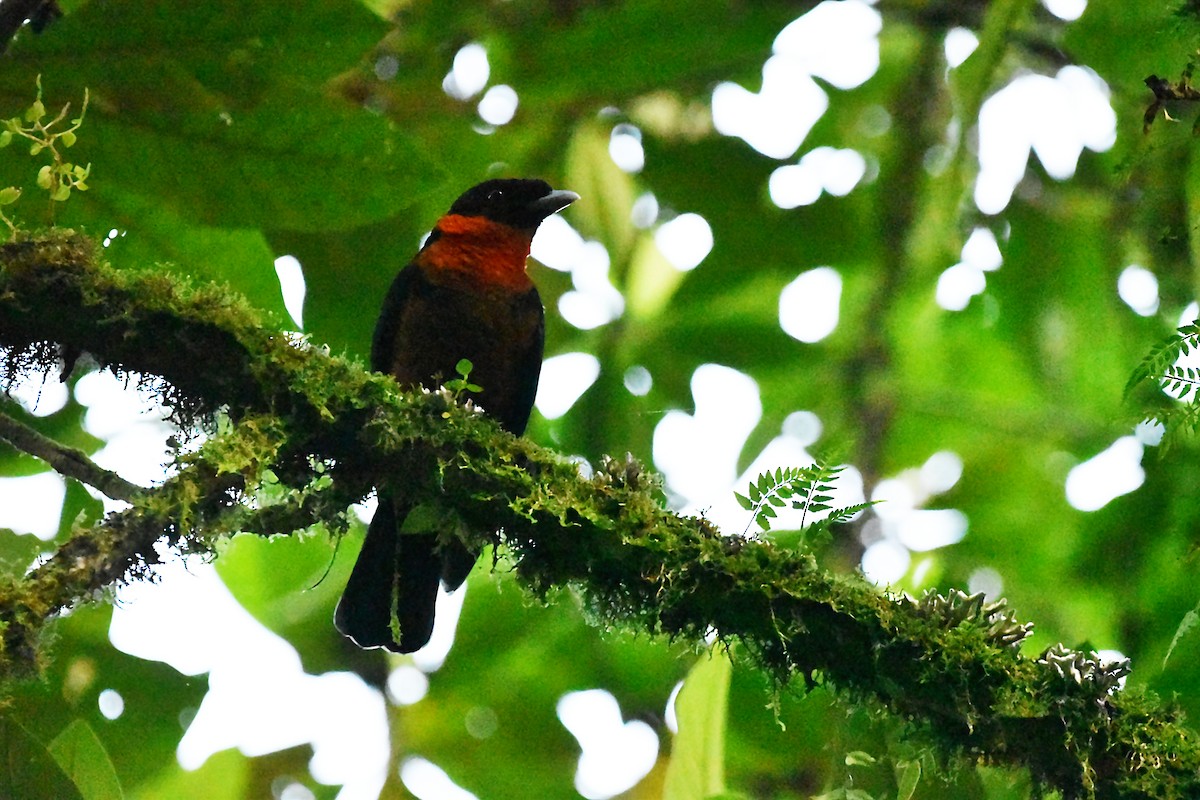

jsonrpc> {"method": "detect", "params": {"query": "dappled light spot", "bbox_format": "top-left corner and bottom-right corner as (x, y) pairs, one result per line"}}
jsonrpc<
(1043, 0), (1087, 21)
(374, 53), (399, 81)
(1135, 419), (1164, 447)
(74, 369), (173, 444)
(386, 664), (429, 706)
(712, 1), (879, 159)
(654, 213), (712, 271)
(862, 539), (910, 585)
(961, 227), (1003, 272)
(920, 450), (963, 494)
(975, 66), (1115, 215)
(531, 214), (585, 272)
(1179, 302), (1199, 328)
(557, 689), (659, 800)
(276, 781), (315, 800)
(1065, 436), (1144, 511)
(1117, 264), (1158, 317)
(0, 472), (65, 540)
(935, 262), (986, 311)
(631, 192), (658, 228)
(860, 458), (970, 579)
(478, 84), (518, 126)
(653, 364), (761, 512)
(411, 584), (468, 673)
(534, 218), (623, 329)
(442, 42), (489, 100)
(779, 266), (842, 343)
(623, 365), (652, 396)
(712, 66), (827, 160)
(68, 375), (179, 493)
(401, 757), (479, 800)
(464, 706), (499, 740)
(98, 688), (124, 720)
(945, 28), (979, 69)
(782, 410), (822, 446)
(968, 567), (1004, 600)
(609, 124), (644, 173)
(110, 560), (389, 795)
(769, 147), (867, 209)
(535, 353), (600, 419)
(936, 229), (1002, 311)
(773, 0), (881, 90)
(558, 242), (624, 330)
(5, 369), (68, 416)
(872, 477), (916, 519)
(895, 509), (968, 552)
(273, 255), (305, 329)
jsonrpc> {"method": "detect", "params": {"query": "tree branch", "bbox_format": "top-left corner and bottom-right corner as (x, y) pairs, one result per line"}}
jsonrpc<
(0, 408), (143, 502)
(0, 231), (1197, 798)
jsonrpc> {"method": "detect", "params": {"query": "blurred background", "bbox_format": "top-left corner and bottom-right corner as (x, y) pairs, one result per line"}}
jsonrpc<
(1, 0), (1199, 797)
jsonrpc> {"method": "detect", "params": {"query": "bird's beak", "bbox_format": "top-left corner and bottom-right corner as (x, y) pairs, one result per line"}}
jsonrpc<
(533, 189), (580, 217)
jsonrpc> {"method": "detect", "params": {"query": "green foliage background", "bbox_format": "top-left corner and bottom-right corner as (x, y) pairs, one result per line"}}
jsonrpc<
(2, 0), (1200, 797)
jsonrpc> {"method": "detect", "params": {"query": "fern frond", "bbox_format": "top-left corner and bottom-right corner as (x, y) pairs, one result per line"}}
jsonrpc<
(738, 460), (875, 540)
(1126, 323), (1200, 398)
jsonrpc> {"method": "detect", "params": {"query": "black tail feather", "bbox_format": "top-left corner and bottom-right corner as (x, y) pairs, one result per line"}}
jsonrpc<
(334, 494), (440, 653)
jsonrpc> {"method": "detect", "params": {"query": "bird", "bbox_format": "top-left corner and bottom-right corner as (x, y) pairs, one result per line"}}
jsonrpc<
(335, 178), (578, 653)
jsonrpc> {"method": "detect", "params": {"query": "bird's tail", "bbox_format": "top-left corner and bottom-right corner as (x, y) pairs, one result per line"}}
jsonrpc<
(334, 493), (440, 653)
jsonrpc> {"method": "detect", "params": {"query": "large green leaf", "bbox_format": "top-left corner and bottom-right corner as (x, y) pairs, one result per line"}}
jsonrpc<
(48, 719), (124, 800)
(663, 650), (731, 800)
(0, 0), (442, 233)
(0, 715), (85, 800)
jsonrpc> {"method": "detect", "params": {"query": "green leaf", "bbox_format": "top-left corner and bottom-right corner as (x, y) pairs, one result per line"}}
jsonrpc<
(663, 650), (731, 800)
(94, 184), (288, 319)
(0, 716), (85, 800)
(214, 529), (347, 669)
(894, 759), (921, 800)
(1164, 600), (1200, 670)
(844, 750), (877, 766)
(5, 0), (443, 232)
(733, 492), (753, 510)
(48, 719), (124, 800)
(0, 186), (19, 205)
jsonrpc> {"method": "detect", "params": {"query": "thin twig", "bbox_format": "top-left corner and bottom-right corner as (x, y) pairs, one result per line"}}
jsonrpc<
(0, 406), (143, 502)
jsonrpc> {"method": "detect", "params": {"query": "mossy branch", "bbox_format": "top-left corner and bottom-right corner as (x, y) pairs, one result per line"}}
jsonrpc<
(0, 232), (1198, 799)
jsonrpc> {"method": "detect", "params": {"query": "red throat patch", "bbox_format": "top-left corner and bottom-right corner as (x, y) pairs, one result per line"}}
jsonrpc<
(418, 214), (536, 292)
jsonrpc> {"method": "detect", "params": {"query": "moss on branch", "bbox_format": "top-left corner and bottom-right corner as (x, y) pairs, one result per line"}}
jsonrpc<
(0, 231), (1198, 798)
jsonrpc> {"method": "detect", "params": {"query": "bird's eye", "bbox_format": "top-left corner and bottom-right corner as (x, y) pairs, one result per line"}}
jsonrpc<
(486, 189), (504, 202)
